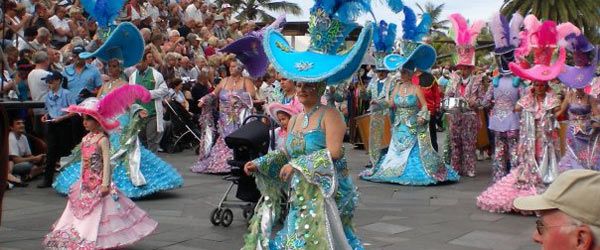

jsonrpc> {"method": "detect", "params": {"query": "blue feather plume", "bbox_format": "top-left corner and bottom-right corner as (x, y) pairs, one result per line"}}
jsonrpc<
(311, 0), (373, 24)
(402, 6), (431, 42)
(374, 21), (397, 53)
(383, 0), (404, 14)
(81, 0), (126, 28)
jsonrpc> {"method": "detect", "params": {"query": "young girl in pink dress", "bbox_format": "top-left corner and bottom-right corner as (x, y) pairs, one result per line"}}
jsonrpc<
(43, 85), (157, 249)
(267, 102), (302, 151)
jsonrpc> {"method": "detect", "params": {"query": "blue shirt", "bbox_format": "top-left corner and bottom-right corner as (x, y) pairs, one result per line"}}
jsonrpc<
(62, 64), (102, 99)
(45, 88), (76, 119)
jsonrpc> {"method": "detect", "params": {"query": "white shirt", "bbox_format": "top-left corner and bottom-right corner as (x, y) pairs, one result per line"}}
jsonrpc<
(144, 3), (160, 22)
(185, 4), (203, 22)
(9, 132), (31, 157)
(27, 69), (50, 102)
(49, 15), (70, 43)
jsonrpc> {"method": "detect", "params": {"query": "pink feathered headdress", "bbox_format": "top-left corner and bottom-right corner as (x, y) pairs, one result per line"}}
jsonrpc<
(65, 85), (152, 131)
(449, 13), (485, 66)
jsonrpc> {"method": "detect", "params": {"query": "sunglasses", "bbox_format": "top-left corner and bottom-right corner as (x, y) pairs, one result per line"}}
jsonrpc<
(535, 218), (577, 235)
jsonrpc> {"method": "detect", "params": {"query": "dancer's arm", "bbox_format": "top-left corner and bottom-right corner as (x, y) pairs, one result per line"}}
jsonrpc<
(100, 136), (111, 196)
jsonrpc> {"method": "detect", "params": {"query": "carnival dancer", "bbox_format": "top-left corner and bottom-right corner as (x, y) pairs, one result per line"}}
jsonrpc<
(556, 34), (600, 172)
(444, 13), (486, 177)
(191, 60), (256, 174)
(477, 18), (566, 213)
(43, 85), (157, 249)
(481, 12), (525, 181)
(402, 6), (442, 152)
(360, 66), (459, 185)
(364, 20), (396, 167)
(240, 0), (380, 247)
(53, 22), (183, 198)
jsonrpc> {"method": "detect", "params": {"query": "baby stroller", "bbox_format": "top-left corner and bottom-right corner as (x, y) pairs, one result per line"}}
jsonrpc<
(162, 99), (202, 153)
(209, 115), (276, 227)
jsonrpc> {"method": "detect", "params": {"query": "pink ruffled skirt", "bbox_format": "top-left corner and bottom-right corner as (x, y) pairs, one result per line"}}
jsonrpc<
(476, 169), (539, 214)
(43, 183), (157, 249)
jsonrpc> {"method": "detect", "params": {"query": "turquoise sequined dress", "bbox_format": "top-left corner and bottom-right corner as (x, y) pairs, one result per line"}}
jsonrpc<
(53, 109), (184, 199)
(243, 110), (363, 250)
(360, 94), (459, 185)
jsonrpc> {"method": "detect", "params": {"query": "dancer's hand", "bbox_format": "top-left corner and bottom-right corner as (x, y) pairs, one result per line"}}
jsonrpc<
(244, 162), (257, 176)
(279, 164), (294, 181)
(100, 186), (110, 197)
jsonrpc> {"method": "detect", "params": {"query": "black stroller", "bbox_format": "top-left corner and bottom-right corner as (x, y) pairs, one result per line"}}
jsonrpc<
(162, 100), (202, 153)
(209, 115), (276, 227)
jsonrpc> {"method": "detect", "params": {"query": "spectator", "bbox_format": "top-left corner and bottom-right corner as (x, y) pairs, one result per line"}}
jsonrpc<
(179, 19), (195, 39)
(62, 45), (102, 102)
(160, 52), (181, 84)
(4, 2), (33, 45)
(140, 28), (152, 44)
(30, 3), (54, 33)
(48, 5), (71, 48)
(178, 56), (199, 81)
(185, 0), (203, 23)
(15, 26), (37, 51)
(67, 6), (86, 38)
(162, 30), (186, 55)
(146, 33), (166, 65)
(212, 15), (228, 40)
(130, 50), (169, 153)
(221, 4), (233, 21)
(28, 50), (50, 102)
(29, 27), (51, 51)
(228, 18), (242, 40)
(168, 78), (189, 111)
(4, 46), (19, 76)
(513, 170), (600, 250)
(38, 70), (76, 188)
(48, 48), (64, 72)
(189, 67), (211, 115)
(5, 59), (34, 101)
(144, 0), (161, 22)
(8, 116), (45, 187)
(187, 33), (205, 60)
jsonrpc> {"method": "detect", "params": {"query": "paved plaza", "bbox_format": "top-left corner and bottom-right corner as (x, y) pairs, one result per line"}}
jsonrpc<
(1, 140), (539, 250)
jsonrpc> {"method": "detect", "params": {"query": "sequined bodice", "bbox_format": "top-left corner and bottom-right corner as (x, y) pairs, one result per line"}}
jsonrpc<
(80, 134), (105, 191)
(393, 94), (418, 126)
(492, 78), (520, 119)
(568, 103), (592, 117)
(286, 130), (326, 158)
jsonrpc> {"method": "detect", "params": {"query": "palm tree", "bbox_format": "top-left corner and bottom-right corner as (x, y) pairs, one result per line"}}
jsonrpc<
(501, 0), (600, 43)
(415, 1), (449, 38)
(216, 0), (302, 23)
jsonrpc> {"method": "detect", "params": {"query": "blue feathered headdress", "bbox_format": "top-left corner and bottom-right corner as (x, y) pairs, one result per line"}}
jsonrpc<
(401, 6), (431, 42)
(80, 0), (126, 29)
(374, 20), (397, 53)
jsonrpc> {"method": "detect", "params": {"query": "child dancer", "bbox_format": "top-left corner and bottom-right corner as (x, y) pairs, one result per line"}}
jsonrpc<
(43, 85), (157, 249)
(266, 102), (301, 151)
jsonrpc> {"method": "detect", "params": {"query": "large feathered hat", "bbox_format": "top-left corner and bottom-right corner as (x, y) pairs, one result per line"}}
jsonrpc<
(449, 13), (485, 67)
(79, 22), (145, 67)
(508, 17), (570, 82)
(262, 0), (378, 85)
(558, 33), (599, 88)
(64, 85), (151, 131)
(220, 16), (286, 78)
(383, 6), (436, 71)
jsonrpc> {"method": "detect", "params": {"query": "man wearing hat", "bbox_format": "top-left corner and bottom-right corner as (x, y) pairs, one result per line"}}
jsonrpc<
(212, 15), (228, 40)
(445, 13), (486, 177)
(62, 45), (102, 102)
(38, 71), (76, 188)
(514, 169), (600, 250)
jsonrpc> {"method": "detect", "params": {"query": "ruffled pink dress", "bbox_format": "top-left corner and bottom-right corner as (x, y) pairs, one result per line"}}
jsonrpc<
(476, 90), (560, 213)
(43, 135), (157, 249)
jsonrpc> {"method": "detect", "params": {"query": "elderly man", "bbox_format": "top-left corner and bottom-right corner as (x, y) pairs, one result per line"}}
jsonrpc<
(514, 169), (600, 250)
(130, 50), (169, 153)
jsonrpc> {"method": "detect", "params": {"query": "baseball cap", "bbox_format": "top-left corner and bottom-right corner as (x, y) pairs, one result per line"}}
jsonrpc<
(513, 169), (600, 226)
(72, 45), (86, 55)
(41, 70), (64, 83)
(222, 3), (232, 9)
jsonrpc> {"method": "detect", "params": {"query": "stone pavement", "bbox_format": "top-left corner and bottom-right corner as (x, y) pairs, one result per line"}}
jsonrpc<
(1, 143), (538, 250)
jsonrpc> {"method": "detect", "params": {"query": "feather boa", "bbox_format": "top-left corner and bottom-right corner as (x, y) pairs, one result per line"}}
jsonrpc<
(97, 85), (151, 120)
(384, 0), (404, 13)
